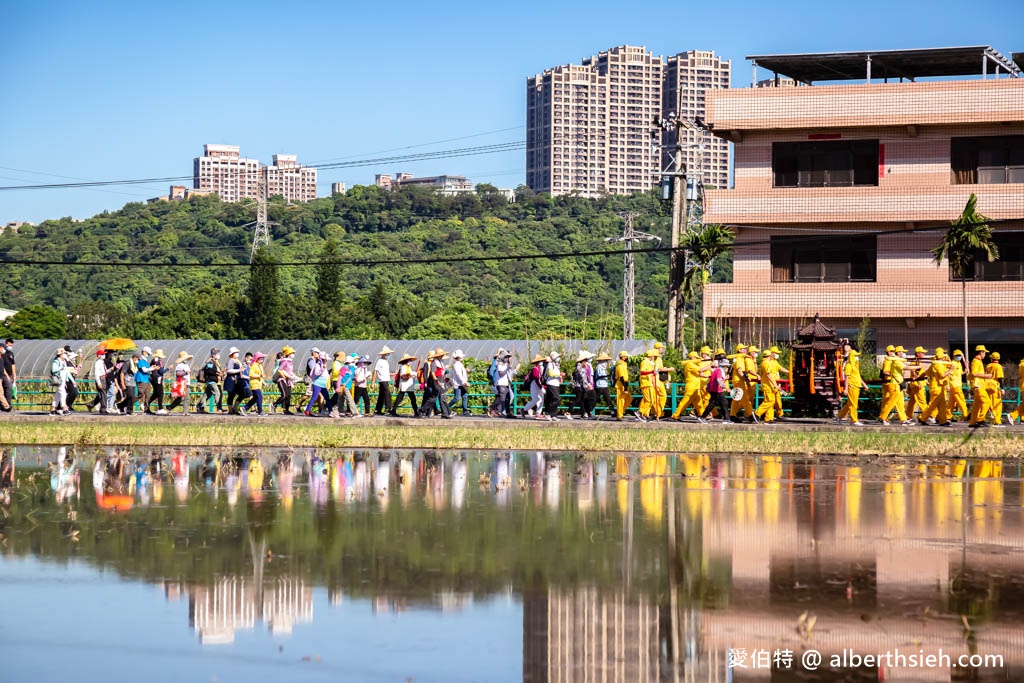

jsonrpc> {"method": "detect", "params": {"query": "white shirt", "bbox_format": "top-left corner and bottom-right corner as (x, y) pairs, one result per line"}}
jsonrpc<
(175, 361), (192, 383)
(93, 358), (107, 386)
(355, 365), (369, 388)
(373, 357), (391, 383)
(451, 360), (468, 387)
(397, 364), (415, 392)
(495, 361), (511, 387)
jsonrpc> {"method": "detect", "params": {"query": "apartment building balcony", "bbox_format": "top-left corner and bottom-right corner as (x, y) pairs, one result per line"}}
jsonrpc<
(708, 77), (1024, 134)
(705, 184), (1024, 224)
(704, 279), (1021, 320)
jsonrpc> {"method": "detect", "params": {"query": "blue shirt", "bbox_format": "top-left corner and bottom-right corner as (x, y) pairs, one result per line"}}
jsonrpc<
(135, 357), (151, 385)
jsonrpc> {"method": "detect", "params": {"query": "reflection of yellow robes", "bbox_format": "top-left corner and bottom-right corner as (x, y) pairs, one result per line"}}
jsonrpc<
(639, 455), (667, 522)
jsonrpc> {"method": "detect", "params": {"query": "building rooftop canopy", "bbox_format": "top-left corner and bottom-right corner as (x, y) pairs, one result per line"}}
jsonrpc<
(748, 46), (1021, 84)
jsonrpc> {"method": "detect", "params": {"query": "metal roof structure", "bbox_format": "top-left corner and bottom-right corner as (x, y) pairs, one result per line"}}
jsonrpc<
(748, 46), (1022, 84)
(13, 339), (657, 379)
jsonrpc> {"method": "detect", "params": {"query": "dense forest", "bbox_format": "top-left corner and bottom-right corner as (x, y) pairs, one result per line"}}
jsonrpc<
(0, 185), (731, 341)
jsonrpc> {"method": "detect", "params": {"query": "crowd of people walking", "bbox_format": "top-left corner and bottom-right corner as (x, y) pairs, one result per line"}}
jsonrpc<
(7, 339), (1024, 427)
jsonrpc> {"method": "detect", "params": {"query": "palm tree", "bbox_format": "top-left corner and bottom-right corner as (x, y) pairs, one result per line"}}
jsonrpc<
(680, 224), (734, 343)
(931, 193), (999, 355)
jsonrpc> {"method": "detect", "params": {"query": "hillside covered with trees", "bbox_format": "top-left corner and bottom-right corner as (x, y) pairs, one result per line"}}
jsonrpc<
(0, 185), (731, 341)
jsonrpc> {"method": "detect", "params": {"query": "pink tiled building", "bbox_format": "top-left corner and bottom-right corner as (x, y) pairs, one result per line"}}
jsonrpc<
(703, 47), (1024, 355)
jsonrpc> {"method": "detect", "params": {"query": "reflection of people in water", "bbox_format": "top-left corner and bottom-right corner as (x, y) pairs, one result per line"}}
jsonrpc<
(0, 449), (15, 506)
(51, 447), (79, 504)
(493, 454), (511, 507)
(545, 455), (561, 510)
(172, 451), (189, 503)
(308, 455), (329, 507)
(374, 454), (391, 508)
(273, 454), (294, 510)
(451, 454), (467, 510)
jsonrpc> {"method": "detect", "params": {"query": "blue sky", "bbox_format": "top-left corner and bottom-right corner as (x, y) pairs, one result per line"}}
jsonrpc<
(1, 0), (1020, 223)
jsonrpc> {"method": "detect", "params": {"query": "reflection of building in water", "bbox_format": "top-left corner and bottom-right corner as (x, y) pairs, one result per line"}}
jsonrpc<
(187, 576), (313, 644)
(686, 457), (1024, 681)
(523, 588), (662, 683)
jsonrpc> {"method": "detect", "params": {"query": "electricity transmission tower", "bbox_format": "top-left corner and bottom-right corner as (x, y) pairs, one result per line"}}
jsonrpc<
(606, 212), (660, 340)
(249, 173), (270, 263)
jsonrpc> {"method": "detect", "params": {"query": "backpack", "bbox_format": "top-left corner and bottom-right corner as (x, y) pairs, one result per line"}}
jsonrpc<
(487, 359), (498, 386)
(202, 359), (218, 383)
(50, 358), (63, 386)
(520, 370), (534, 393)
(415, 362), (426, 389)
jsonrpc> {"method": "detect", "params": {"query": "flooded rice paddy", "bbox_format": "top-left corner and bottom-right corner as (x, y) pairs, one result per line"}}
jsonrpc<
(1, 447), (1022, 682)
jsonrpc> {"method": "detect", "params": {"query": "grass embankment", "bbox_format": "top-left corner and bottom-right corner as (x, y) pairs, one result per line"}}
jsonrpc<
(1, 419), (1023, 457)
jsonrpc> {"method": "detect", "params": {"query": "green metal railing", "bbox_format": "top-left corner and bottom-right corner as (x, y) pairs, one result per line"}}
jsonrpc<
(7, 378), (1021, 418)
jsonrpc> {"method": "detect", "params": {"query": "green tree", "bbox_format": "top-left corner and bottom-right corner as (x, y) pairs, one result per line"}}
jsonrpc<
(3, 304), (67, 339)
(931, 193), (999, 355)
(66, 301), (130, 338)
(245, 247), (283, 338)
(680, 224), (733, 344)
(313, 239), (343, 334)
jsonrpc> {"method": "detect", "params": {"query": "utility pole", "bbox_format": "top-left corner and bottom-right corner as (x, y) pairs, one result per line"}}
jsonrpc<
(653, 112), (709, 349)
(250, 171), (270, 263)
(607, 212), (660, 340)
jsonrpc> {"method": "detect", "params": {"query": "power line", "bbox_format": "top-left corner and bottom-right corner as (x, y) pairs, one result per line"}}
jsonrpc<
(0, 141), (526, 192)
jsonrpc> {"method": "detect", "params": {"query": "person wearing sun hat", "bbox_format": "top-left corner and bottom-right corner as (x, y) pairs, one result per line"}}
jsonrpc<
(243, 352), (267, 415)
(917, 347), (952, 426)
(390, 352), (420, 417)
(372, 345), (395, 416)
(488, 349), (515, 418)
(904, 346), (929, 419)
(968, 345), (993, 427)
(542, 351), (565, 420)
(148, 349), (168, 414)
(836, 349), (865, 426)
(985, 351), (1006, 426)
(521, 354), (547, 418)
(418, 347), (452, 418)
(448, 349), (471, 416)
(273, 346), (300, 415)
(166, 351), (194, 415)
(613, 350), (632, 420)
(754, 346), (783, 423)
(637, 348), (659, 421)
(728, 344), (748, 422)
(671, 351), (706, 421)
(948, 349), (969, 421)
(651, 342), (673, 419)
(567, 350), (596, 420)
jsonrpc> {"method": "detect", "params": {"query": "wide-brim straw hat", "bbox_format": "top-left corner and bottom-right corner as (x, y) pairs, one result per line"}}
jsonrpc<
(531, 354), (546, 364)
(379, 345), (394, 355)
(398, 353), (417, 364)
(152, 349), (166, 359)
(576, 350), (594, 363)
(595, 352), (612, 362)
(428, 347), (449, 361)
(176, 351), (194, 363)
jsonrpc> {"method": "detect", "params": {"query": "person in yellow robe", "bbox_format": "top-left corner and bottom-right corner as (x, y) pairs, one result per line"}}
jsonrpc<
(728, 344), (750, 422)
(741, 345), (761, 422)
(637, 349), (658, 422)
(696, 346), (713, 415)
(918, 347), (952, 426)
(968, 346), (993, 427)
(904, 346), (929, 418)
(1007, 356), (1024, 425)
(837, 349), (865, 425)
(671, 352), (707, 420)
(754, 346), (782, 423)
(985, 352), (1006, 426)
(613, 350), (632, 421)
(879, 345), (910, 424)
(652, 342), (674, 420)
(948, 350), (969, 421)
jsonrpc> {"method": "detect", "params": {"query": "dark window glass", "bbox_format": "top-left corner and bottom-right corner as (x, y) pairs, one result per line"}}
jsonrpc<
(771, 235), (877, 283)
(773, 140), (879, 188)
(951, 136), (1024, 185)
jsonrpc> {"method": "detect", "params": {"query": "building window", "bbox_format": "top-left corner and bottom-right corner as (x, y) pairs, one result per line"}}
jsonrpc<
(953, 233), (1024, 281)
(951, 136), (1024, 184)
(771, 235), (877, 283)
(772, 140), (879, 187)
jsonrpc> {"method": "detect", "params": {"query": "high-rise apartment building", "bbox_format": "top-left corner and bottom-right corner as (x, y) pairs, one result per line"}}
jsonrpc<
(527, 63), (608, 196)
(663, 50), (732, 190)
(596, 46), (664, 195)
(527, 46), (731, 197)
(193, 145), (317, 203)
(264, 154), (317, 203)
(193, 144), (260, 203)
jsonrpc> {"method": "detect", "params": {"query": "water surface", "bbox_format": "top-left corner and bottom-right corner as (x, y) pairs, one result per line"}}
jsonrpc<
(1, 447), (1022, 682)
